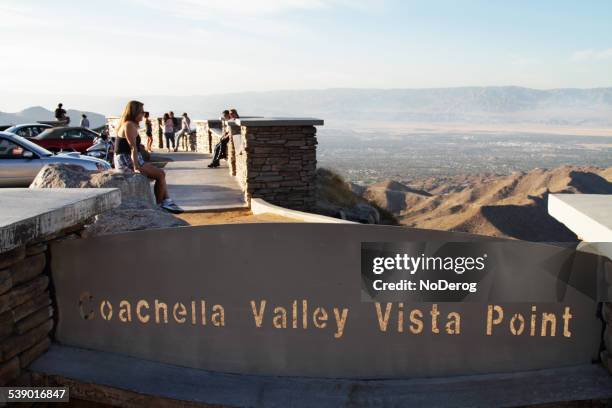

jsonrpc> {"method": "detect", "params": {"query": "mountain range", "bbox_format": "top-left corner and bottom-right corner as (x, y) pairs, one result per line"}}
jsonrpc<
(0, 106), (106, 128)
(3, 86), (612, 126)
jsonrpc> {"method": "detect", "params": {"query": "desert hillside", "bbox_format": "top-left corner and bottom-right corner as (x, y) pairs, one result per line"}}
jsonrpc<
(359, 166), (612, 241)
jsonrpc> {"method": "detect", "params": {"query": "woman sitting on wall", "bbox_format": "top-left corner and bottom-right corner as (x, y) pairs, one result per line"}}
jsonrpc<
(208, 109), (239, 168)
(114, 100), (183, 213)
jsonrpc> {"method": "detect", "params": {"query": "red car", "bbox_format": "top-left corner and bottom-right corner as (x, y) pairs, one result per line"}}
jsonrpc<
(31, 127), (98, 153)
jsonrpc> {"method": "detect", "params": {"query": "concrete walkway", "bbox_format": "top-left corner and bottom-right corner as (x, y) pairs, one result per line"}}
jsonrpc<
(161, 152), (247, 212)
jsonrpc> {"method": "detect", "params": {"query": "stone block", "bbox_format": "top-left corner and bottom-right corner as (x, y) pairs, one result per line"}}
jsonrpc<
(0, 356), (20, 386)
(12, 292), (52, 322)
(16, 306), (53, 335)
(0, 311), (13, 340)
(0, 319), (53, 361)
(19, 336), (51, 368)
(0, 269), (11, 296)
(10, 254), (46, 287)
(0, 246), (25, 270)
(25, 243), (47, 257)
(0, 276), (49, 314)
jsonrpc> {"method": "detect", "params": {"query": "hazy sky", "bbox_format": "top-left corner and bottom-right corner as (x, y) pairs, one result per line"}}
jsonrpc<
(1, 0), (612, 103)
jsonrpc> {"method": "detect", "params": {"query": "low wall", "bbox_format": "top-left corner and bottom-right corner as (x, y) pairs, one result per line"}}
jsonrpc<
(0, 189), (120, 386)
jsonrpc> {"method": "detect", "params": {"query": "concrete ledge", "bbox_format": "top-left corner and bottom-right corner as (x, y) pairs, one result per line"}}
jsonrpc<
(235, 118), (324, 127)
(548, 194), (612, 242)
(29, 345), (612, 407)
(251, 198), (355, 224)
(0, 188), (121, 252)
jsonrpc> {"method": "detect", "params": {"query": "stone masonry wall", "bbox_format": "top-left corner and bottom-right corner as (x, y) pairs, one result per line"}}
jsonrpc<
(0, 226), (83, 386)
(603, 302), (612, 374)
(236, 125), (317, 210)
(194, 120), (210, 154)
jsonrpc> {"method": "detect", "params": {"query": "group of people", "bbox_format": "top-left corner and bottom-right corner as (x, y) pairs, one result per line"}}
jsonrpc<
(160, 111), (192, 153)
(54, 103), (89, 128)
(208, 108), (239, 168)
(84, 101), (243, 214)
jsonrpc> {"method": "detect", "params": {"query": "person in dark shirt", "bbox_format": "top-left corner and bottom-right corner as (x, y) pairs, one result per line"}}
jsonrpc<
(208, 109), (239, 168)
(54, 103), (67, 123)
(170, 111), (179, 129)
(144, 112), (153, 152)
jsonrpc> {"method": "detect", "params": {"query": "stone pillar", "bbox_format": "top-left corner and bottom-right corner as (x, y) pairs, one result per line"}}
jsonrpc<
(0, 227), (86, 386)
(226, 121), (241, 177)
(234, 118), (322, 211)
(194, 120), (217, 154)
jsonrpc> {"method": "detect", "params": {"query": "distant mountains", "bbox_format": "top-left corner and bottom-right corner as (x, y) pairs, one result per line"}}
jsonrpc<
(3, 86), (612, 126)
(0, 106), (106, 128)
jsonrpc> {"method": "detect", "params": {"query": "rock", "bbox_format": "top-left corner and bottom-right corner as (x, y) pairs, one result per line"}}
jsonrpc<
(83, 202), (188, 237)
(315, 201), (380, 224)
(30, 164), (155, 206)
(29, 164), (187, 236)
(29, 164), (90, 188)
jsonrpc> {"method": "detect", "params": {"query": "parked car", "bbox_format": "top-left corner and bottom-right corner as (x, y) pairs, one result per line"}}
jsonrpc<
(30, 126), (99, 153)
(4, 123), (53, 138)
(0, 132), (110, 187)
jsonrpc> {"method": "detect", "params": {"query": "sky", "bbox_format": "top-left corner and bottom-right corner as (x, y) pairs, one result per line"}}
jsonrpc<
(1, 0), (612, 111)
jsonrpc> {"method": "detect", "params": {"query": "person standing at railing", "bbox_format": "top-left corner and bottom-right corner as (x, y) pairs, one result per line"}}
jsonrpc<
(144, 112), (153, 152)
(80, 114), (90, 128)
(174, 112), (191, 152)
(163, 113), (175, 152)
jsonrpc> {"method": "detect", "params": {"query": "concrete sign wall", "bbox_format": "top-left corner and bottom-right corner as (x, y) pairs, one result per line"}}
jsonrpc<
(50, 224), (603, 379)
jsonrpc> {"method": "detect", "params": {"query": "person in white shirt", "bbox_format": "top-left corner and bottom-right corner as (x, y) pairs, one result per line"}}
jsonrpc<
(174, 112), (192, 152)
(80, 114), (90, 128)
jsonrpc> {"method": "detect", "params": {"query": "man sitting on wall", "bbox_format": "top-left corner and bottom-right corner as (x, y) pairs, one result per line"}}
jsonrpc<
(208, 109), (239, 168)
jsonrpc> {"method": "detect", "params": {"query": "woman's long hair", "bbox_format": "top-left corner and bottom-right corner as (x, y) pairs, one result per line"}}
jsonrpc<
(117, 100), (144, 134)
(163, 113), (170, 122)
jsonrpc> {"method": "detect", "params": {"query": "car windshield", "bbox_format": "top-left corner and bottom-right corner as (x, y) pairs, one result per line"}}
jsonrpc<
(9, 134), (53, 156)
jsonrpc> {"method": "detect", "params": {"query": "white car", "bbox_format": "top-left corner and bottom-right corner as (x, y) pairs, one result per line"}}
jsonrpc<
(0, 131), (111, 187)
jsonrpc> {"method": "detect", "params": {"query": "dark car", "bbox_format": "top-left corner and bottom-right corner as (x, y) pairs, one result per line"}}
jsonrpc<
(5, 123), (53, 138)
(31, 127), (99, 153)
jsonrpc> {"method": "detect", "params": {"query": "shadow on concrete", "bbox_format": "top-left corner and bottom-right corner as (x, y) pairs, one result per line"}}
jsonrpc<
(481, 171), (612, 242)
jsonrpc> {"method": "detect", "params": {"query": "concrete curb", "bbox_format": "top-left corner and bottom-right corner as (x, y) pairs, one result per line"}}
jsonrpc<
(250, 198), (356, 224)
